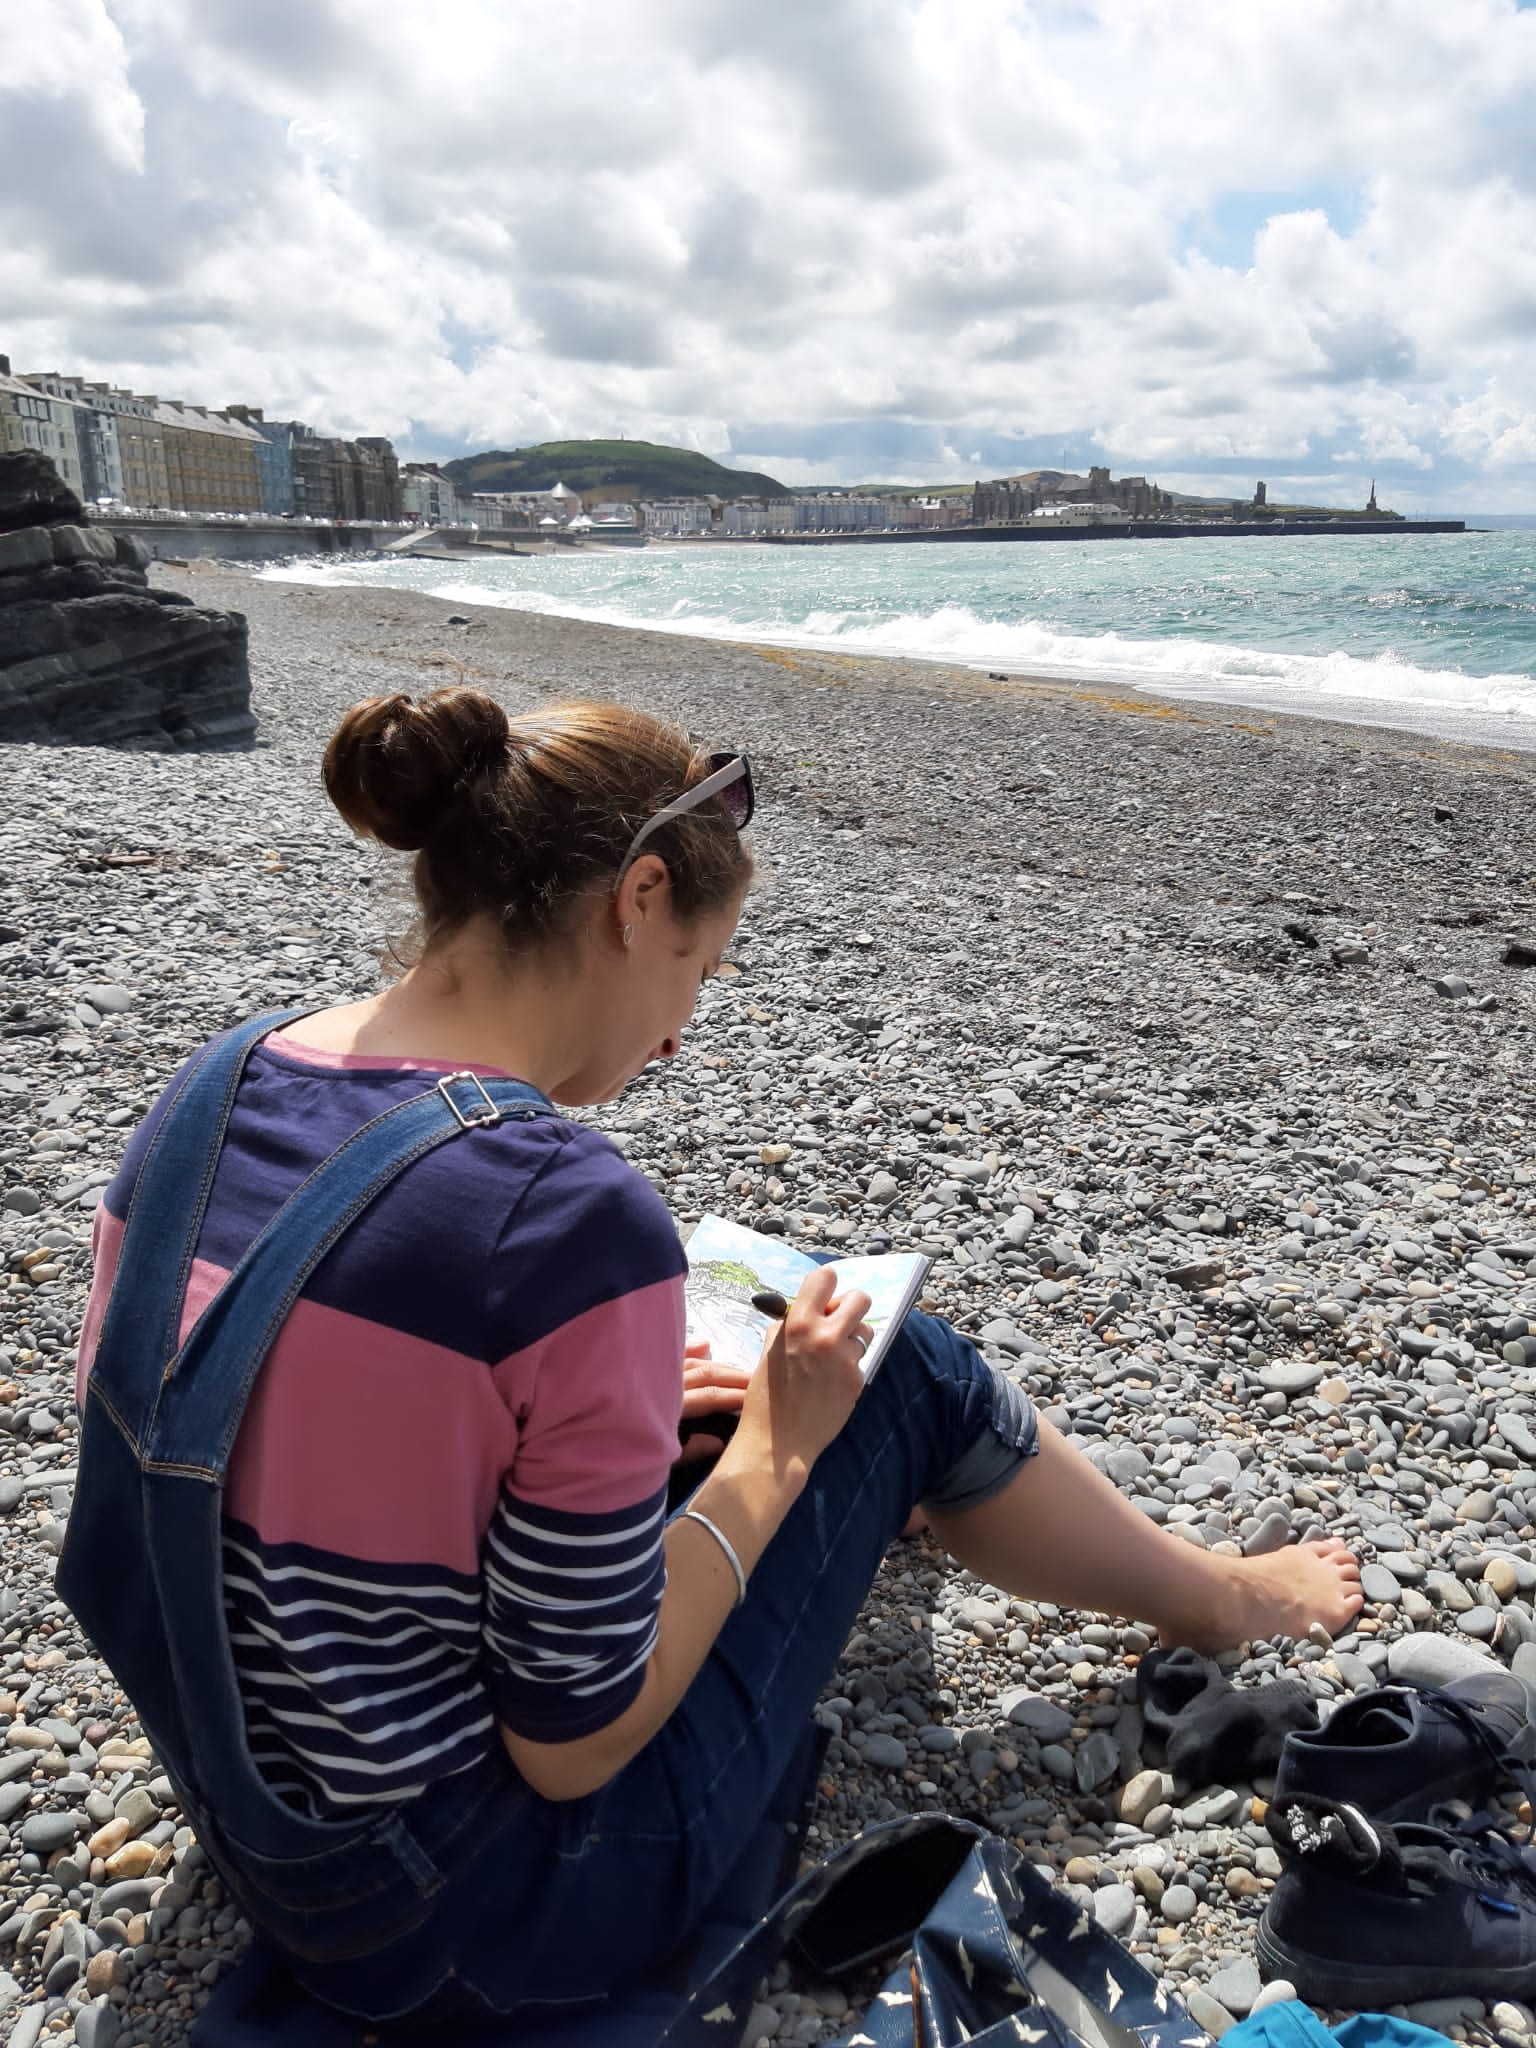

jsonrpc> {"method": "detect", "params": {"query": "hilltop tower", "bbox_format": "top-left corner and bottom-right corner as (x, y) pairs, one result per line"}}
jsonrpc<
(1366, 479), (1379, 514)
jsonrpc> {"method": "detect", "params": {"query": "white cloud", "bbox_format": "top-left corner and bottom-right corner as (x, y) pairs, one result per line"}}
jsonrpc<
(1, 0), (1535, 504)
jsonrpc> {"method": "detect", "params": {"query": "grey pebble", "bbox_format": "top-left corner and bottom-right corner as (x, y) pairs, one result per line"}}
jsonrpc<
(1184, 1989), (1237, 2038)
(861, 1734), (908, 1769)
(18, 1811), (80, 1855)
(1160, 1884), (1198, 1924)
(1257, 1361), (1327, 1395)
(1092, 1884), (1137, 1937)
(1360, 1563), (1403, 1605)
(1207, 1957), (1262, 2017)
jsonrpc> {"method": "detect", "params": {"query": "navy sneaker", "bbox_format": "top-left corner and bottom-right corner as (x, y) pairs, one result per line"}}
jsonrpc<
(1258, 1794), (1536, 2006)
(1272, 1669), (1536, 1822)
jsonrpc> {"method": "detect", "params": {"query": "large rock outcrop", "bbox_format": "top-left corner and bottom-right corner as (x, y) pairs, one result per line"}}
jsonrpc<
(0, 451), (254, 747)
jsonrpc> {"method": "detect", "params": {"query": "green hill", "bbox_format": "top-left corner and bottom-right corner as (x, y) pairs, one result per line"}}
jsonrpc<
(441, 440), (787, 501)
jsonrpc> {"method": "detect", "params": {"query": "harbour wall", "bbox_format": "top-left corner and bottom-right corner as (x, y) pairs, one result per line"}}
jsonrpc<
(760, 519), (1468, 546)
(96, 518), (398, 563)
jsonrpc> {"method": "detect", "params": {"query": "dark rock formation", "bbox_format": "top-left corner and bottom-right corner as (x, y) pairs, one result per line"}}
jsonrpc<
(0, 450), (83, 533)
(0, 453), (254, 747)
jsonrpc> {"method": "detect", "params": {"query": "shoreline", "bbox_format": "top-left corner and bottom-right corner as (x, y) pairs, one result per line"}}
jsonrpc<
(248, 554), (1536, 763)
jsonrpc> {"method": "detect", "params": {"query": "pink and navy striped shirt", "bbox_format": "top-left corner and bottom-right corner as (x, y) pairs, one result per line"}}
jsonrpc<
(77, 1028), (688, 1816)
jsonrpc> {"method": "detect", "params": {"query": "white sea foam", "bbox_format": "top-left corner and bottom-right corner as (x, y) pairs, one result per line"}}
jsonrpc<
(258, 549), (1536, 739)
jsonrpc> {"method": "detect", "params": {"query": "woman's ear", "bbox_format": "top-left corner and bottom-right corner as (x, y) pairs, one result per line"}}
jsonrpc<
(620, 853), (672, 931)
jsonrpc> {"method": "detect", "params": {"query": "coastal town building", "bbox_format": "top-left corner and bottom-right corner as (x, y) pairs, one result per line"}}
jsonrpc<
(21, 371), (126, 504)
(267, 426), (402, 521)
(642, 497), (715, 536)
(400, 462), (462, 525)
(0, 358), (86, 500)
(150, 401), (265, 514)
(972, 466), (1174, 524)
(641, 489), (971, 537)
(223, 407), (298, 516)
(468, 485), (580, 529)
(77, 387), (170, 510)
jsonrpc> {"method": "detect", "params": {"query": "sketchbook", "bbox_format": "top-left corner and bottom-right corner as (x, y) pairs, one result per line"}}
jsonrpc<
(684, 1213), (931, 1383)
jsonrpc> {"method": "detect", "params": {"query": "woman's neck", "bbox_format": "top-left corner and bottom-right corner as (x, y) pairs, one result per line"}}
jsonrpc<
(290, 933), (587, 1096)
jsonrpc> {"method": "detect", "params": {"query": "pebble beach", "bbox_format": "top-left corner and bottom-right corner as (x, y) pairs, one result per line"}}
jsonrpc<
(3, 562), (1536, 2045)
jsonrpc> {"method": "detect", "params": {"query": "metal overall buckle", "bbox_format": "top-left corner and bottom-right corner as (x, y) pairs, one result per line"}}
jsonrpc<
(436, 1070), (502, 1129)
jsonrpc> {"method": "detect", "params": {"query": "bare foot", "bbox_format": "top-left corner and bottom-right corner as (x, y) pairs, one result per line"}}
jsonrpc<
(1158, 1538), (1362, 1652)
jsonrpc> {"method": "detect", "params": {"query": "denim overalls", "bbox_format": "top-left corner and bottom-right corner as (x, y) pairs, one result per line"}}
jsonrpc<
(60, 1009), (1039, 2024)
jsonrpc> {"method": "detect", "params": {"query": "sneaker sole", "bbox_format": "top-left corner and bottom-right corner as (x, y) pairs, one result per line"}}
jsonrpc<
(1255, 1920), (1536, 2005)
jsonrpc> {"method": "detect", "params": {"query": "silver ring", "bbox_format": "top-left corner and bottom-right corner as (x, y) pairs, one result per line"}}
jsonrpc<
(852, 1332), (869, 1353)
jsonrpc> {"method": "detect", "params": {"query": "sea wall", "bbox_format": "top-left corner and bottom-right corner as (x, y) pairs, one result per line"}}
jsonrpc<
(97, 518), (399, 563)
(761, 519), (1468, 546)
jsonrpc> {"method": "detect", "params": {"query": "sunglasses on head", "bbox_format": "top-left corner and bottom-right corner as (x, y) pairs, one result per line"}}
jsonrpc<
(613, 752), (754, 888)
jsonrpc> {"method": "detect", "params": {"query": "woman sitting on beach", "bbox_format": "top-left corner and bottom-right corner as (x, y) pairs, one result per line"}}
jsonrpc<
(64, 688), (1361, 2027)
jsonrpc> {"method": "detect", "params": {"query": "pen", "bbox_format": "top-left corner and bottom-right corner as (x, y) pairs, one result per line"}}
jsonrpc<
(751, 1289), (789, 1320)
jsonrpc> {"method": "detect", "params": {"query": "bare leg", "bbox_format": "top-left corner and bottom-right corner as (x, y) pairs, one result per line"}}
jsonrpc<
(926, 1418), (1361, 1650)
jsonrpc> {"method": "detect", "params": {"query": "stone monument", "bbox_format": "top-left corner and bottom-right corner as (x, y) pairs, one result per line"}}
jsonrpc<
(0, 451), (254, 747)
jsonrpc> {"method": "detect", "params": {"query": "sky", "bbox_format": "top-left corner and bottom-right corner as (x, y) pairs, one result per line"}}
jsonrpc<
(4, 0), (1536, 509)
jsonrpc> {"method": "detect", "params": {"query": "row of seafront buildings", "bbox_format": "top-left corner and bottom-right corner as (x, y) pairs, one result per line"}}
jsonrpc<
(638, 490), (970, 537)
(0, 356), (407, 522)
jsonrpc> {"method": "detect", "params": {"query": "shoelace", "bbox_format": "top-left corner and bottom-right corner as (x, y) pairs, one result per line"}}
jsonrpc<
(1395, 1678), (1536, 1828)
(1441, 1810), (1536, 1899)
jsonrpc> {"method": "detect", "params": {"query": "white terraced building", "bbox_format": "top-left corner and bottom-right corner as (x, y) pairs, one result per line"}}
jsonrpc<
(0, 357), (86, 500)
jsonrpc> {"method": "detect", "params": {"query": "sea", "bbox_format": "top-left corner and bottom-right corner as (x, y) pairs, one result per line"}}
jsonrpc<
(262, 524), (1536, 750)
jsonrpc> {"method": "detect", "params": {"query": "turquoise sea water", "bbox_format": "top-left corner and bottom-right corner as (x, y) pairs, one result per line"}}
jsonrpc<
(264, 528), (1536, 748)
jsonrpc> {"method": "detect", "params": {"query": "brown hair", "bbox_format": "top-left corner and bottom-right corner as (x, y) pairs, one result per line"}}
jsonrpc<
(322, 687), (752, 955)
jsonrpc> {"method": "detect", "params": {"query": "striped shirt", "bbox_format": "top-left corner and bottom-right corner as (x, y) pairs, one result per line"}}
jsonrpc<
(77, 1028), (687, 1816)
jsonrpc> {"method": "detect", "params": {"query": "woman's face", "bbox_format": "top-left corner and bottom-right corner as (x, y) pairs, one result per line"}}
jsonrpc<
(554, 883), (744, 1106)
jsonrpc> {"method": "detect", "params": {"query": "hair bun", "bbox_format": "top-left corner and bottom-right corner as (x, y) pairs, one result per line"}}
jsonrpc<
(322, 687), (510, 851)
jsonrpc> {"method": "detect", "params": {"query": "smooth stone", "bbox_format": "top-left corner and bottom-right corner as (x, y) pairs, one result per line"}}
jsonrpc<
(79, 985), (133, 1014)
(6, 2000), (48, 2048)
(1459, 1607), (1499, 1639)
(1257, 1360), (1327, 1395)
(1092, 1883), (1137, 1938)
(1160, 1883), (1198, 1924)
(1485, 1558), (1521, 1600)
(1185, 1989), (1236, 2037)
(1387, 1633), (1494, 1688)
(1403, 1996), (1487, 2028)
(19, 1810), (80, 1854)
(861, 1735), (909, 1769)
(1, 1189), (40, 1217)
(1243, 1511), (1292, 1557)
(1498, 1413), (1536, 1462)
(1005, 1697), (1074, 1743)
(1374, 1551), (1425, 1585)
(1119, 1768), (1170, 1828)
(1460, 1490), (1498, 1524)
(1074, 1731), (1118, 1792)
(1360, 1563), (1403, 1605)
(1251, 1979), (1300, 2012)
(74, 2007), (121, 2048)
(1208, 1957), (1262, 2017)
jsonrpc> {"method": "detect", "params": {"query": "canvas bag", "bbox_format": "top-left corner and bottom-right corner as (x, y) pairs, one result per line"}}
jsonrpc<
(659, 1813), (1212, 2048)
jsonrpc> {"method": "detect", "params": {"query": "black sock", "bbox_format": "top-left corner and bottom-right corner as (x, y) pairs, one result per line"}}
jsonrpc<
(1139, 1645), (1318, 1784)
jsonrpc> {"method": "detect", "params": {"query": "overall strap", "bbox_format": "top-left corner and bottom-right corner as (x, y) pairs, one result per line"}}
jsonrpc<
(89, 1009), (311, 1428)
(144, 1073), (555, 1476)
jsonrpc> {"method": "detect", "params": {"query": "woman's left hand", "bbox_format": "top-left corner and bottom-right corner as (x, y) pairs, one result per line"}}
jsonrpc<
(675, 1340), (752, 1467)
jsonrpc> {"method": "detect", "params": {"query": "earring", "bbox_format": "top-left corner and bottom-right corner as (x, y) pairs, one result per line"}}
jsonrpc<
(622, 923), (634, 948)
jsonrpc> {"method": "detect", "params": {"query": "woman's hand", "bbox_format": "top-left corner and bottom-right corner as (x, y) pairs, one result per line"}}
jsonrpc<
(732, 1266), (873, 1486)
(675, 1340), (751, 1468)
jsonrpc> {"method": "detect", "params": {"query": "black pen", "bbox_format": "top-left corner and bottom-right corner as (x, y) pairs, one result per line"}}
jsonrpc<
(751, 1289), (789, 1320)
